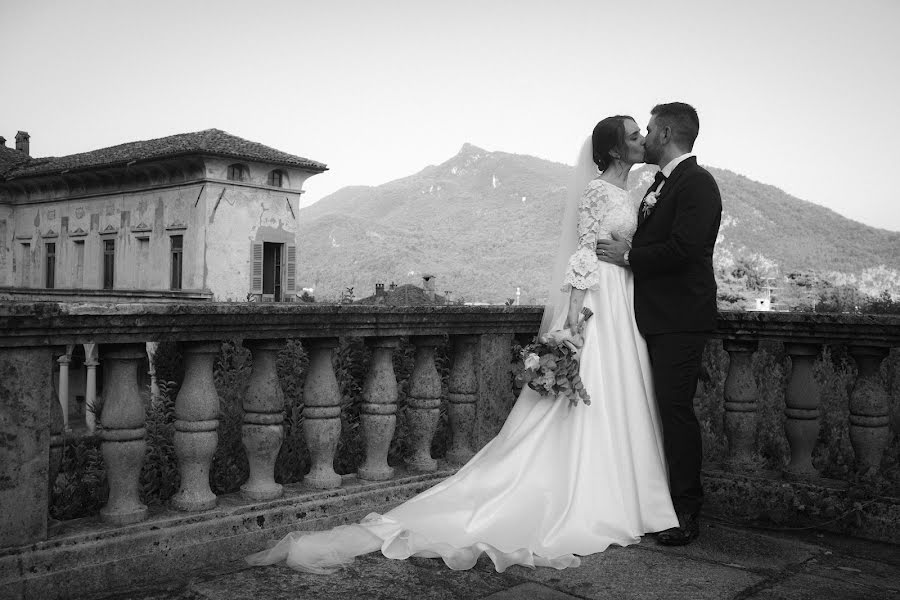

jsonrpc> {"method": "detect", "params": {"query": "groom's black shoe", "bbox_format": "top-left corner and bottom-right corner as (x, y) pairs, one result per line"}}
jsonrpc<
(657, 513), (700, 546)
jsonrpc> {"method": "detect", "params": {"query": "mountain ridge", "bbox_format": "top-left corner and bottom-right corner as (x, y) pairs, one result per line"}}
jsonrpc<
(297, 145), (900, 304)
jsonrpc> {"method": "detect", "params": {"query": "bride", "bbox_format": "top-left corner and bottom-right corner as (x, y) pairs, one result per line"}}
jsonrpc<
(246, 115), (678, 573)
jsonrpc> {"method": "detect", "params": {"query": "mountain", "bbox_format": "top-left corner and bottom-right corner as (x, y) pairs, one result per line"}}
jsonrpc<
(297, 144), (900, 304)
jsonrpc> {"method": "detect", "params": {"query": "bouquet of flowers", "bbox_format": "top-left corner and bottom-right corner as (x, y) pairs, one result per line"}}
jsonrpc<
(515, 307), (594, 406)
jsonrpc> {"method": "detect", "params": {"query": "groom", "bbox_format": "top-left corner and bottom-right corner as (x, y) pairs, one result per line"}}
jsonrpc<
(596, 102), (722, 545)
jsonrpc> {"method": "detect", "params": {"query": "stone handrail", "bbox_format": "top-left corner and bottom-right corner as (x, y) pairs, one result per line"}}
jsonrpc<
(1, 303), (898, 553)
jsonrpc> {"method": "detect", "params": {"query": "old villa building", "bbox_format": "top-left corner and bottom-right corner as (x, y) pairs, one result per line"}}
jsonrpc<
(0, 129), (326, 430)
(0, 128), (326, 302)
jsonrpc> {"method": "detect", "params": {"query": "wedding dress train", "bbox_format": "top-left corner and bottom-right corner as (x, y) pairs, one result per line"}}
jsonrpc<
(246, 179), (678, 573)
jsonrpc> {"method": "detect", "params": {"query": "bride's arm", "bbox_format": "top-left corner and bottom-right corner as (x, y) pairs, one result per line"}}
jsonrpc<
(561, 182), (608, 333)
(565, 288), (587, 334)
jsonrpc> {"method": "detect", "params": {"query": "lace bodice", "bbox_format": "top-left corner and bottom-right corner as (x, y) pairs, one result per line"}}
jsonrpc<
(563, 179), (639, 291)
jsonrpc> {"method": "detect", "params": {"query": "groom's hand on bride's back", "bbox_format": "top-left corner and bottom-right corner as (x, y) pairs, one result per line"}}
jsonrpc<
(596, 232), (631, 267)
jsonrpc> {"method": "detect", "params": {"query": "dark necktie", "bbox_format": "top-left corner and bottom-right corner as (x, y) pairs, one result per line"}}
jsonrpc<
(644, 171), (666, 200)
(639, 171), (667, 225)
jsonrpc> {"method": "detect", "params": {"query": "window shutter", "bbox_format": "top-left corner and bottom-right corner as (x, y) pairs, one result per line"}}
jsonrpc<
(250, 242), (264, 294)
(286, 244), (296, 293)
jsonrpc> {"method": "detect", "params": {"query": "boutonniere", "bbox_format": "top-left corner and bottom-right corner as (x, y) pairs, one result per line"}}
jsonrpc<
(641, 191), (659, 217)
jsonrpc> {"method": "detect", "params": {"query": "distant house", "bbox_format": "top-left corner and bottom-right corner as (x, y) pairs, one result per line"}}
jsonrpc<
(0, 129), (326, 432)
(0, 128), (327, 303)
(356, 277), (446, 306)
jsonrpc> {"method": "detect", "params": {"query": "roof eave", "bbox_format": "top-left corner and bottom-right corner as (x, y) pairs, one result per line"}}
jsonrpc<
(5, 150), (328, 180)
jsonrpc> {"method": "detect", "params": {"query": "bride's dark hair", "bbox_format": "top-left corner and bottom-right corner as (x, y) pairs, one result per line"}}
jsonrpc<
(592, 115), (634, 171)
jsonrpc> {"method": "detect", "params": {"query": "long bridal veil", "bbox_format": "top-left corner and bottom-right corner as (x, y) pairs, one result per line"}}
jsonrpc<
(538, 137), (598, 336)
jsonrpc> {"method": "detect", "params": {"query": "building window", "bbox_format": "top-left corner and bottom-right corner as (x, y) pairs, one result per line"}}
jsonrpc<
(267, 170), (284, 187)
(103, 239), (115, 289)
(170, 235), (183, 290)
(74, 241), (85, 287)
(45, 242), (56, 288)
(20, 243), (31, 286)
(262, 242), (283, 301)
(136, 238), (150, 288)
(227, 163), (247, 182)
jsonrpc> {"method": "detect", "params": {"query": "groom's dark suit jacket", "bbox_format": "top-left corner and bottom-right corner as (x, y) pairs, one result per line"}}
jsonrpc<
(629, 157), (722, 334)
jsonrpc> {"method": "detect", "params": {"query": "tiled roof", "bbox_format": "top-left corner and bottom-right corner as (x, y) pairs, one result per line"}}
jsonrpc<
(0, 145), (31, 177)
(356, 284), (446, 306)
(1, 129), (327, 180)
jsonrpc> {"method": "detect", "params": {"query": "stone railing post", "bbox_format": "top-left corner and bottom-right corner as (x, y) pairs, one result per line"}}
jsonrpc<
(406, 335), (444, 472)
(722, 339), (759, 469)
(474, 333), (518, 450)
(57, 354), (71, 432)
(848, 345), (891, 472)
(0, 347), (54, 546)
(302, 338), (342, 489)
(783, 343), (821, 479)
(171, 342), (220, 511)
(241, 339), (286, 500)
(358, 336), (400, 481)
(447, 335), (478, 465)
(100, 344), (149, 524)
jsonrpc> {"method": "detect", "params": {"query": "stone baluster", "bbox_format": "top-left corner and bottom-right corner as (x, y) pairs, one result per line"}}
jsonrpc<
(57, 354), (71, 432)
(447, 335), (478, 465)
(99, 344), (149, 524)
(302, 338), (342, 489)
(84, 358), (99, 433)
(783, 343), (821, 479)
(358, 337), (400, 481)
(406, 336), (444, 472)
(0, 347), (55, 546)
(848, 345), (891, 472)
(171, 342), (219, 511)
(241, 339), (286, 500)
(722, 340), (759, 469)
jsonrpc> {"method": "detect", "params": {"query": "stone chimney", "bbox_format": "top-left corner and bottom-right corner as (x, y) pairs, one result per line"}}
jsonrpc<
(15, 131), (30, 156)
(0, 136), (6, 147)
(375, 283), (385, 297)
(422, 274), (435, 302)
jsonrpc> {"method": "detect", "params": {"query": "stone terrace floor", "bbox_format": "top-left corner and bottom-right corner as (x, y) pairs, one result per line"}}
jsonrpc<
(80, 514), (899, 600)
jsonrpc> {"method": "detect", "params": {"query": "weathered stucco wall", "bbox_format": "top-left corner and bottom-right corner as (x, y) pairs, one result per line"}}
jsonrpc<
(202, 158), (307, 301)
(0, 205), (12, 286)
(203, 184), (299, 301)
(0, 186), (205, 291)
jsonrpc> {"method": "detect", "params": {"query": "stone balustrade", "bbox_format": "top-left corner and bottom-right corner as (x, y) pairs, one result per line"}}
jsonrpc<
(0, 303), (898, 562)
(0, 303), (542, 551)
(715, 311), (900, 482)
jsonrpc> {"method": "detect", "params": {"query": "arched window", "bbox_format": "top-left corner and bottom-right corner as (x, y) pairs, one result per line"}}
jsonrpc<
(227, 163), (248, 182)
(267, 169), (284, 187)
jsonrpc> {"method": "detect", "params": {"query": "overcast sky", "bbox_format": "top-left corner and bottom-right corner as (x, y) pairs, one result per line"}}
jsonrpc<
(2, 0), (899, 232)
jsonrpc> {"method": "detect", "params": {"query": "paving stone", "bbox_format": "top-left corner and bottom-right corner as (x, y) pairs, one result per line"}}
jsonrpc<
(188, 554), (516, 600)
(505, 545), (763, 600)
(481, 582), (583, 599)
(748, 572), (893, 600)
(802, 554), (900, 592)
(49, 522), (899, 600)
(636, 520), (823, 573)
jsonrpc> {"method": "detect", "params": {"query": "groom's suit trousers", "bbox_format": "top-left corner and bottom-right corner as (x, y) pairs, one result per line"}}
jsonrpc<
(644, 332), (706, 516)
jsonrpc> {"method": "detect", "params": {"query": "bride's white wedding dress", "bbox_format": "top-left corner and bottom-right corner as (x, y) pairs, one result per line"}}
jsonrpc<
(246, 178), (678, 574)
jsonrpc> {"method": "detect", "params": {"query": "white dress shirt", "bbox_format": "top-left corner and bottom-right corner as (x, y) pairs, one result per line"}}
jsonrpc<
(656, 153), (695, 194)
